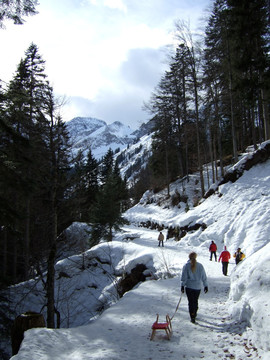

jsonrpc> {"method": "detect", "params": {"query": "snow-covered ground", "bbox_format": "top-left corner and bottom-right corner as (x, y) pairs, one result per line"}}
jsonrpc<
(8, 141), (270, 360)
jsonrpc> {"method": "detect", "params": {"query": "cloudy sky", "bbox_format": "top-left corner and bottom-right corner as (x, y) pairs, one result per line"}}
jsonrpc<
(0, 0), (211, 129)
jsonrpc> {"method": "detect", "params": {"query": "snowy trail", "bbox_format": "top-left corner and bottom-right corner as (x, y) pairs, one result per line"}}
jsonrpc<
(9, 153), (270, 360)
(12, 226), (262, 360)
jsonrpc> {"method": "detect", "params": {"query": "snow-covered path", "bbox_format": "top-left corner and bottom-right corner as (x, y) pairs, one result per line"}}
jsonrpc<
(12, 226), (263, 360)
(9, 151), (270, 359)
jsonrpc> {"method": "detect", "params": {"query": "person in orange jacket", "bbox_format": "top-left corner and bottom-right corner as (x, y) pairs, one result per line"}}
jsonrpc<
(209, 241), (217, 261)
(218, 246), (231, 276)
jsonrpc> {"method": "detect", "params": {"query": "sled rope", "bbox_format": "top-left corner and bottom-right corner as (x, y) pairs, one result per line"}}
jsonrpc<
(170, 293), (182, 320)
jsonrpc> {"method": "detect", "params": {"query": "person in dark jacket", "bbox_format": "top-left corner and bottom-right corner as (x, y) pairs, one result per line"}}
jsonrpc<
(181, 252), (208, 323)
(158, 231), (164, 247)
(233, 248), (245, 264)
(209, 241), (217, 261)
(218, 246), (231, 276)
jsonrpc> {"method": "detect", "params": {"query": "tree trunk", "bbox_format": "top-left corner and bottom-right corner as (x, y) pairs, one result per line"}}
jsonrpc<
(24, 198), (30, 279)
(165, 145), (170, 197)
(46, 235), (56, 328)
(194, 74), (205, 197)
(217, 116), (224, 178)
(2, 227), (8, 278)
(261, 87), (270, 140)
(12, 237), (17, 283)
(11, 312), (45, 355)
(225, 25), (238, 163)
(46, 115), (58, 328)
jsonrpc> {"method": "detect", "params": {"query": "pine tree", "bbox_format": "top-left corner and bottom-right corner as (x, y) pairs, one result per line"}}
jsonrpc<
(90, 151), (128, 243)
(84, 149), (99, 221)
(0, 0), (38, 28)
(145, 64), (187, 193)
(100, 148), (114, 184)
(175, 20), (205, 196)
(5, 43), (53, 280)
(227, 0), (270, 144)
(1, 44), (71, 330)
(71, 150), (88, 221)
(203, 0), (229, 177)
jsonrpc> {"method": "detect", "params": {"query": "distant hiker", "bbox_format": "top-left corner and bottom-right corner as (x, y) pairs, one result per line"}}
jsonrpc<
(209, 241), (217, 261)
(158, 231), (164, 247)
(233, 248), (245, 264)
(181, 252), (208, 323)
(218, 246), (231, 276)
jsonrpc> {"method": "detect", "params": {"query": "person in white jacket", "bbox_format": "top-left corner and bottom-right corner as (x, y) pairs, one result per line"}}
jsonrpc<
(181, 252), (208, 323)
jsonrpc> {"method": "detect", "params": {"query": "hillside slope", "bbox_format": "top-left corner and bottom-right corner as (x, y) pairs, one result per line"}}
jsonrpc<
(6, 141), (270, 360)
(67, 117), (137, 160)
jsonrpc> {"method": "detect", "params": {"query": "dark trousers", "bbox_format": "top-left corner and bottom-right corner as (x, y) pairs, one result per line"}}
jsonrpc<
(222, 262), (229, 276)
(210, 251), (217, 261)
(186, 288), (201, 320)
(158, 240), (164, 247)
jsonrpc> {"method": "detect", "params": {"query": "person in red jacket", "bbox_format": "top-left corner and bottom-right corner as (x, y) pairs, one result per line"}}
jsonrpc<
(218, 246), (231, 276)
(209, 241), (217, 261)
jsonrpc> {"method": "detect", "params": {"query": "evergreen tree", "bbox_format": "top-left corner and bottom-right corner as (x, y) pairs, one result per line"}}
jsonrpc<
(84, 149), (99, 219)
(42, 107), (71, 329)
(175, 20), (205, 196)
(0, 44), (71, 329)
(90, 150), (128, 243)
(203, 0), (229, 178)
(0, 0), (38, 28)
(202, 0), (270, 166)
(227, 0), (270, 144)
(71, 150), (88, 221)
(145, 21), (206, 196)
(100, 148), (114, 184)
(2, 43), (51, 281)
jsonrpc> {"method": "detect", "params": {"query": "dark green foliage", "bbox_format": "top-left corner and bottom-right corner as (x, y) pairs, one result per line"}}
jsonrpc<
(203, 0), (270, 153)
(145, 0), (270, 194)
(0, 44), (71, 291)
(0, 0), (38, 28)
(90, 149), (129, 243)
(69, 149), (99, 222)
(100, 148), (114, 183)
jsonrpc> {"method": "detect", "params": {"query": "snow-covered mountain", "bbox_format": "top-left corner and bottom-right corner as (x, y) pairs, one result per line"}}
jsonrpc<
(66, 116), (155, 184)
(4, 140), (270, 360)
(116, 133), (153, 184)
(67, 117), (138, 160)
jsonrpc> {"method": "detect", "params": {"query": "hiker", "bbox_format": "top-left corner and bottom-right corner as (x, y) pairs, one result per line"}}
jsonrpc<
(158, 231), (164, 247)
(181, 252), (208, 323)
(233, 248), (245, 264)
(218, 246), (231, 276)
(209, 241), (217, 261)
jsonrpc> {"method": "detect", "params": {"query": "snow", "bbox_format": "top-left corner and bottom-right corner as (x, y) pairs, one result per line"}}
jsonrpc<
(119, 133), (153, 181)
(8, 141), (270, 360)
(66, 117), (136, 160)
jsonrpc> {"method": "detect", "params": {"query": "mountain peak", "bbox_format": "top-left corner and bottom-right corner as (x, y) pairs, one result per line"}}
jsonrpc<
(66, 117), (136, 160)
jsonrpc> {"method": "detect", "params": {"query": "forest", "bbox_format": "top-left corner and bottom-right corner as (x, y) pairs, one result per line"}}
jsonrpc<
(0, 0), (270, 329)
(140, 0), (270, 199)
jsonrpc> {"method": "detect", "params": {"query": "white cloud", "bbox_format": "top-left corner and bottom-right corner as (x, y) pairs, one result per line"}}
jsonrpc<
(104, 0), (127, 12)
(0, 0), (210, 128)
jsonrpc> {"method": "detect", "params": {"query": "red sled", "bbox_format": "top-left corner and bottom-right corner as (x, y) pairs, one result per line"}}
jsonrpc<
(150, 314), (172, 340)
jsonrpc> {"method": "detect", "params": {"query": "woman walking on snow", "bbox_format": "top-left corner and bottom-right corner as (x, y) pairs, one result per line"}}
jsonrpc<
(181, 252), (208, 323)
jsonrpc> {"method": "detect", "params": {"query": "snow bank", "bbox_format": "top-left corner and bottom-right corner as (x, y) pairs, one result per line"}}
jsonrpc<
(5, 143), (270, 359)
(229, 241), (270, 353)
